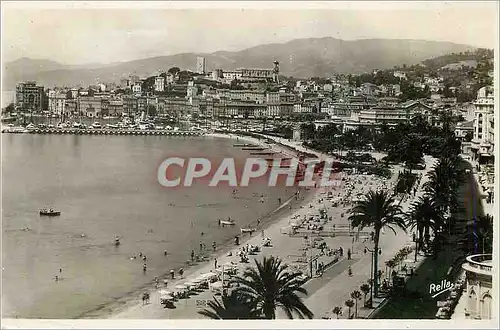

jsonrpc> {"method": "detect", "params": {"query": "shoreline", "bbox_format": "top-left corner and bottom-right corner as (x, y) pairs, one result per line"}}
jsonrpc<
(80, 132), (319, 319)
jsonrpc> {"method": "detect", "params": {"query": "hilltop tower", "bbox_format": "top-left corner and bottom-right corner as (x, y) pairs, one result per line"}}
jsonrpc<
(273, 61), (280, 83)
(197, 57), (206, 75)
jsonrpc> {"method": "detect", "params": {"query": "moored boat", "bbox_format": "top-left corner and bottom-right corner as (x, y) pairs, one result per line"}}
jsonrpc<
(220, 220), (236, 226)
(39, 208), (61, 216)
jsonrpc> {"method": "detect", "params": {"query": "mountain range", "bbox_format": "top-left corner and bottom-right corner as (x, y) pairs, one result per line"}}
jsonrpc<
(3, 37), (477, 90)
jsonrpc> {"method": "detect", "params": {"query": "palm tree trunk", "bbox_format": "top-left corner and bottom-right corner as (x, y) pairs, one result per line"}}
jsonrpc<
(373, 229), (380, 298)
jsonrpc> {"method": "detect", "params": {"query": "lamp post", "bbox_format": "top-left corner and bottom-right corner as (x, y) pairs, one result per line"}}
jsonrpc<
(364, 246), (382, 307)
(412, 233), (418, 262)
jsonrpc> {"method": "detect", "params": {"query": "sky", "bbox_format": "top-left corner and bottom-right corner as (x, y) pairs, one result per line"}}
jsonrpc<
(1, 1), (498, 65)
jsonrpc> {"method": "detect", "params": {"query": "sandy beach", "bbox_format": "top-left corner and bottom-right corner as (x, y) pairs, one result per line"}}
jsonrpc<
(94, 132), (423, 320)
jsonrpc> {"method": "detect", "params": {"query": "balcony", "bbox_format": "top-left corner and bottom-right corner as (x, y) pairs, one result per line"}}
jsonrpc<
(462, 254), (492, 276)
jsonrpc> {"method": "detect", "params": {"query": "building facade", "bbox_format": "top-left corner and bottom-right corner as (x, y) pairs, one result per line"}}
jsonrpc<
(155, 76), (165, 92)
(78, 96), (102, 118)
(15, 81), (45, 112)
(471, 86), (494, 164)
(48, 90), (67, 115)
(462, 254), (493, 320)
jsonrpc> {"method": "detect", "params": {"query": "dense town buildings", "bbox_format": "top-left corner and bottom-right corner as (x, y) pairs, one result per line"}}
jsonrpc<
(10, 58), (494, 145)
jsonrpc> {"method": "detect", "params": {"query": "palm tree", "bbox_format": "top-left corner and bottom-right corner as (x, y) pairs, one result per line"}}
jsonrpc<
(424, 156), (463, 214)
(407, 196), (445, 250)
(332, 306), (342, 319)
(350, 290), (362, 318)
(232, 256), (313, 319)
(360, 284), (370, 306)
(198, 292), (261, 319)
(470, 214), (494, 254)
(348, 190), (406, 297)
(344, 299), (355, 319)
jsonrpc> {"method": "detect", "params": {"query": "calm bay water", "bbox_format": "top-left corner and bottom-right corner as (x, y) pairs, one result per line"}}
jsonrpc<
(1, 134), (293, 318)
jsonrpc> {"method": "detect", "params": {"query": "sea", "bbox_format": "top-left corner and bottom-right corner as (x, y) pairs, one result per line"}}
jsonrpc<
(1, 134), (296, 318)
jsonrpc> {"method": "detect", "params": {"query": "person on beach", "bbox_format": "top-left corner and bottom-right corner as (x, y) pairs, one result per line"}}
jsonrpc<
(59, 268), (62, 273)
(142, 255), (147, 261)
(179, 268), (184, 278)
(347, 249), (351, 260)
(214, 258), (218, 269)
(201, 232), (204, 237)
(143, 263), (147, 273)
(218, 218), (221, 227)
(164, 250), (168, 256)
(199, 241), (203, 251)
(170, 269), (175, 279)
(139, 252), (143, 258)
(348, 265), (352, 277)
(212, 241), (217, 252)
(191, 249), (195, 262)
(54, 275), (59, 282)
(257, 218), (261, 227)
(278, 197), (282, 204)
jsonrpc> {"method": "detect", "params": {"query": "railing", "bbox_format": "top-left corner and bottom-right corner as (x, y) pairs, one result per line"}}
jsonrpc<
(465, 254), (493, 273)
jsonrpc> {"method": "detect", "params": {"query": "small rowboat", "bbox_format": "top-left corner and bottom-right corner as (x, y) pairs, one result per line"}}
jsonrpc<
(220, 220), (236, 226)
(39, 210), (61, 216)
(240, 228), (255, 234)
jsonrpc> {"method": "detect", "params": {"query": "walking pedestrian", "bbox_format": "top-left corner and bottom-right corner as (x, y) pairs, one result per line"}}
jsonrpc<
(170, 269), (175, 279)
(164, 249), (168, 256)
(191, 249), (195, 262)
(348, 265), (352, 277)
(179, 268), (184, 278)
(214, 258), (218, 269)
(212, 241), (217, 252)
(347, 248), (351, 260)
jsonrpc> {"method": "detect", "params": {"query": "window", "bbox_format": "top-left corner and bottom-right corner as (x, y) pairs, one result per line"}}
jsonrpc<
(468, 288), (477, 316)
(479, 293), (492, 319)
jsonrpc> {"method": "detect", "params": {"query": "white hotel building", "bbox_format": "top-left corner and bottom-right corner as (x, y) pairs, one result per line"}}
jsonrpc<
(471, 86), (495, 165)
